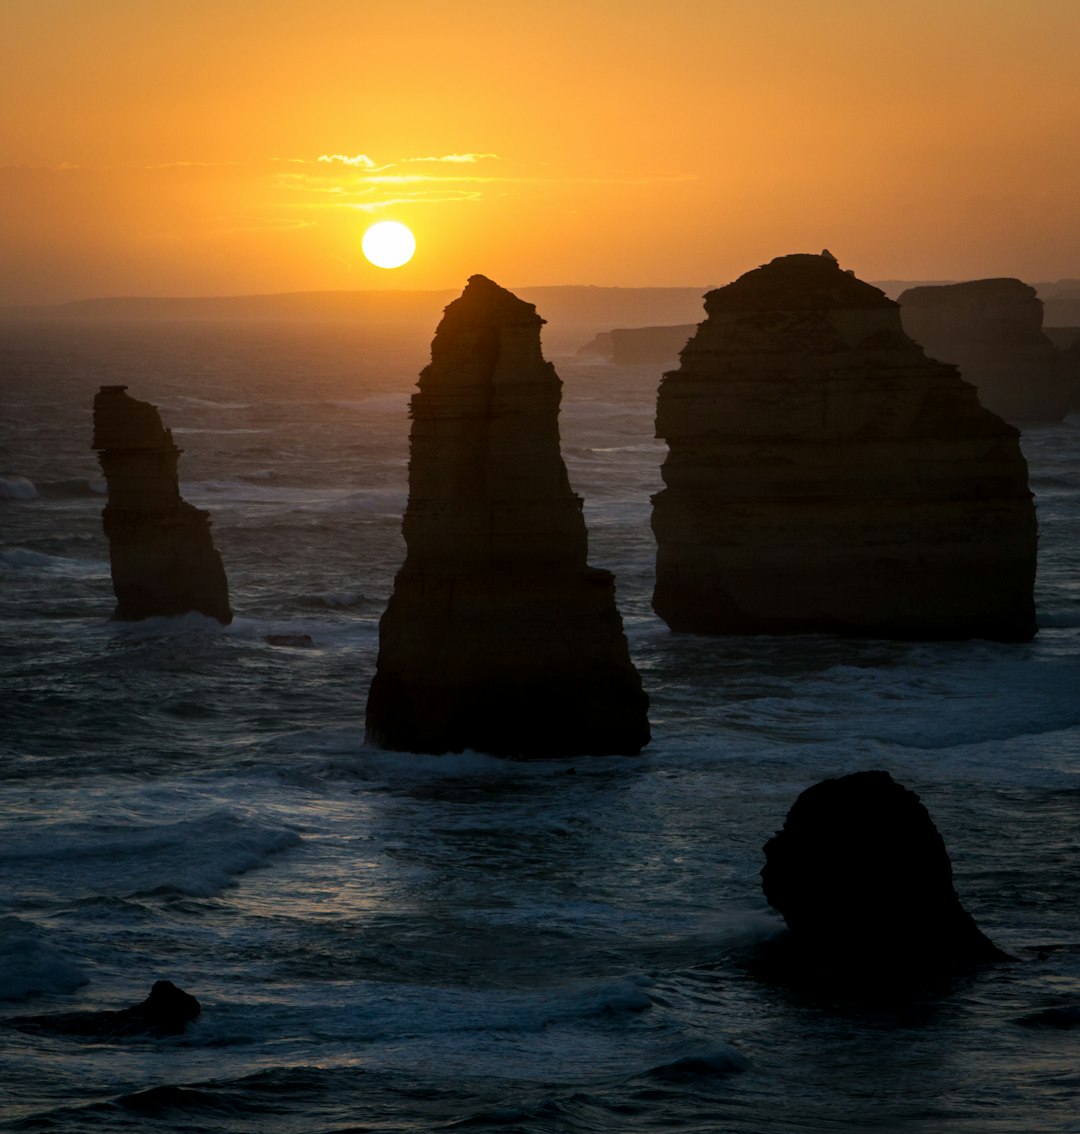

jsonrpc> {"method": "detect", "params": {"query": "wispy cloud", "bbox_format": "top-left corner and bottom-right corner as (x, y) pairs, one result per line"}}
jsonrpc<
(316, 153), (378, 168)
(343, 191), (485, 213)
(400, 153), (501, 164)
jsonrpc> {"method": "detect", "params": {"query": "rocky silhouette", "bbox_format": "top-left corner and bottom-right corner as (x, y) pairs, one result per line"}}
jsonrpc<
(899, 278), (1077, 423)
(9, 980), (201, 1039)
(365, 275), (650, 757)
(651, 253), (1037, 641)
(577, 325), (696, 364)
(93, 385), (232, 624)
(760, 771), (1010, 982)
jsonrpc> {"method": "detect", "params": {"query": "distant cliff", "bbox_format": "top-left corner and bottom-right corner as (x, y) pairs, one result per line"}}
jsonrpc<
(651, 253), (1037, 642)
(899, 278), (1077, 423)
(577, 324), (696, 364)
(365, 276), (650, 757)
(5, 287), (710, 356)
(93, 385), (232, 624)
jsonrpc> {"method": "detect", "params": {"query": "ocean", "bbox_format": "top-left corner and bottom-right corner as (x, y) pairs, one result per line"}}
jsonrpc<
(1, 316), (1078, 1133)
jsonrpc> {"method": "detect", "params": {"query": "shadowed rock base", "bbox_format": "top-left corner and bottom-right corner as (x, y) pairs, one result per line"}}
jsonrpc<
(759, 770), (1010, 985)
(365, 275), (649, 758)
(367, 570), (648, 757)
(93, 385), (232, 624)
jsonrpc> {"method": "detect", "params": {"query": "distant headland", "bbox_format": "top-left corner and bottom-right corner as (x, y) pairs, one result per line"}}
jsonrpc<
(4, 280), (1080, 326)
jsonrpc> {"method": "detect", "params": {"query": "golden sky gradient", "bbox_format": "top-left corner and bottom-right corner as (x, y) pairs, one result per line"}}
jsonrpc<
(3, 0), (1080, 303)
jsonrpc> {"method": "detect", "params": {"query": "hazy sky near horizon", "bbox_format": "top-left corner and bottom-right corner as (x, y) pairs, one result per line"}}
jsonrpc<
(3, 0), (1080, 303)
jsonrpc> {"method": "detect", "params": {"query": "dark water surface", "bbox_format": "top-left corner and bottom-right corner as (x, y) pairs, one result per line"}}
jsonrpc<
(1, 320), (1079, 1132)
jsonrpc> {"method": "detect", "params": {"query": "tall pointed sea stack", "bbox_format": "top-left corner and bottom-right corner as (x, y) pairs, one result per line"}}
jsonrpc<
(93, 385), (232, 624)
(652, 253), (1037, 641)
(365, 275), (649, 757)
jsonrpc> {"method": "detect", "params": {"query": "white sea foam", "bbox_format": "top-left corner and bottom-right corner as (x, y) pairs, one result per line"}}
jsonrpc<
(171, 427), (270, 435)
(0, 812), (302, 900)
(178, 397), (253, 410)
(0, 474), (39, 500)
(107, 610), (228, 637)
(0, 547), (107, 575)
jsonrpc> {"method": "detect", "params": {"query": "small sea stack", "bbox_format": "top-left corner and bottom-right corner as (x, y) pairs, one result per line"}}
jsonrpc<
(651, 252), (1037, 642)
(899, 278), (1077, 423)
(92, 385), (232, 624)
(365, 275), (649, 758)
(9, 980), (201, 1039)
(760, 771), (1010, 982)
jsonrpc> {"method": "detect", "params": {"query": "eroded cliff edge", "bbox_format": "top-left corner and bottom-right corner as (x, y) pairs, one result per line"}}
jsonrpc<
(651, 253), (1037, 641)
(365, 275), (650, 757)
(93, 385), (232, 624)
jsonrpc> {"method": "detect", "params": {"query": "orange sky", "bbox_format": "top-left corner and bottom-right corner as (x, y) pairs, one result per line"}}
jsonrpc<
(3, 0), (1080, 304)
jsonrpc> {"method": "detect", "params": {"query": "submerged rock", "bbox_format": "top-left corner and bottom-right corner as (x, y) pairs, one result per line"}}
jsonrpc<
(365, 275), (650, 757)
(899, 278), (1077, 423)
(9, 980), (201, 1039)
(760, 771), (1010, 982)
(93, 385), (232, 624)
(651, 253), (1037, 641)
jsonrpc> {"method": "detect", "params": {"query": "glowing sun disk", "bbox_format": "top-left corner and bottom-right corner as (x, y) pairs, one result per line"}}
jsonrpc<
(362, 221), (416, 269)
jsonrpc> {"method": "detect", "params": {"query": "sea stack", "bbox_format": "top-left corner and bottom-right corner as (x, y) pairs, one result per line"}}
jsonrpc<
(651, 253), (1037, 641)
(760, 771), (1010, 981)
(899, 278), (1077, 423)
(92, 385), (232, 624)
(365, 275), (649, 757)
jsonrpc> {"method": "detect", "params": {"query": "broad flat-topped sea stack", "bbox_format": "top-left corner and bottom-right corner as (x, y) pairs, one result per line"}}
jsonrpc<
(365, 275), (649, 757)
(899, 278), (1076, 423)
(93, 385), (232, 624)
(651, 253), (1037, 641)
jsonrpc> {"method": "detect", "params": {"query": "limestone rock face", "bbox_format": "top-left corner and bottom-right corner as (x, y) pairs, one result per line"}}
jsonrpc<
(761, 771), (1009, 979)
(365, 275), (650, 757)
(93, 385), (232, 624)
(652, 253), (1037, 642)
(899, 278), (1077, 422)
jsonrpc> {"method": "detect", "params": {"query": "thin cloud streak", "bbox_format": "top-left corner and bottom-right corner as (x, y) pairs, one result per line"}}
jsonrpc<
(401, 153), (502, 164)
(316, 153), (378, 168)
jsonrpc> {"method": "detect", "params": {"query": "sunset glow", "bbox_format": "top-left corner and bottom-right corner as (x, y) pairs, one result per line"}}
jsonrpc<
(2, 0), (1080, 303)
(361, 221), (416, 270)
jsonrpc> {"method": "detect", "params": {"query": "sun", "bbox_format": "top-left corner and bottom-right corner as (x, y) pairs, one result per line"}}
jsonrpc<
(361, 221), (416, 269)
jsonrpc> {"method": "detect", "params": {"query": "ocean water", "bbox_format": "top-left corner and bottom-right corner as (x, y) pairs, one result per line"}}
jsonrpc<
(1, 317), (1078, 1133)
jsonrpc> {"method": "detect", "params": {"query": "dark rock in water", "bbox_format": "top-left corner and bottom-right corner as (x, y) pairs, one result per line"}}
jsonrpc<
(265, 633), (315, 648)
(365, 275), (650, 758)
(899, 278), (1077, 423)
(760, 771), (1010, 982)
(9, 980), (201, 1039)
(651, 252), (1037, 642)
(93, 386), (232, 624)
